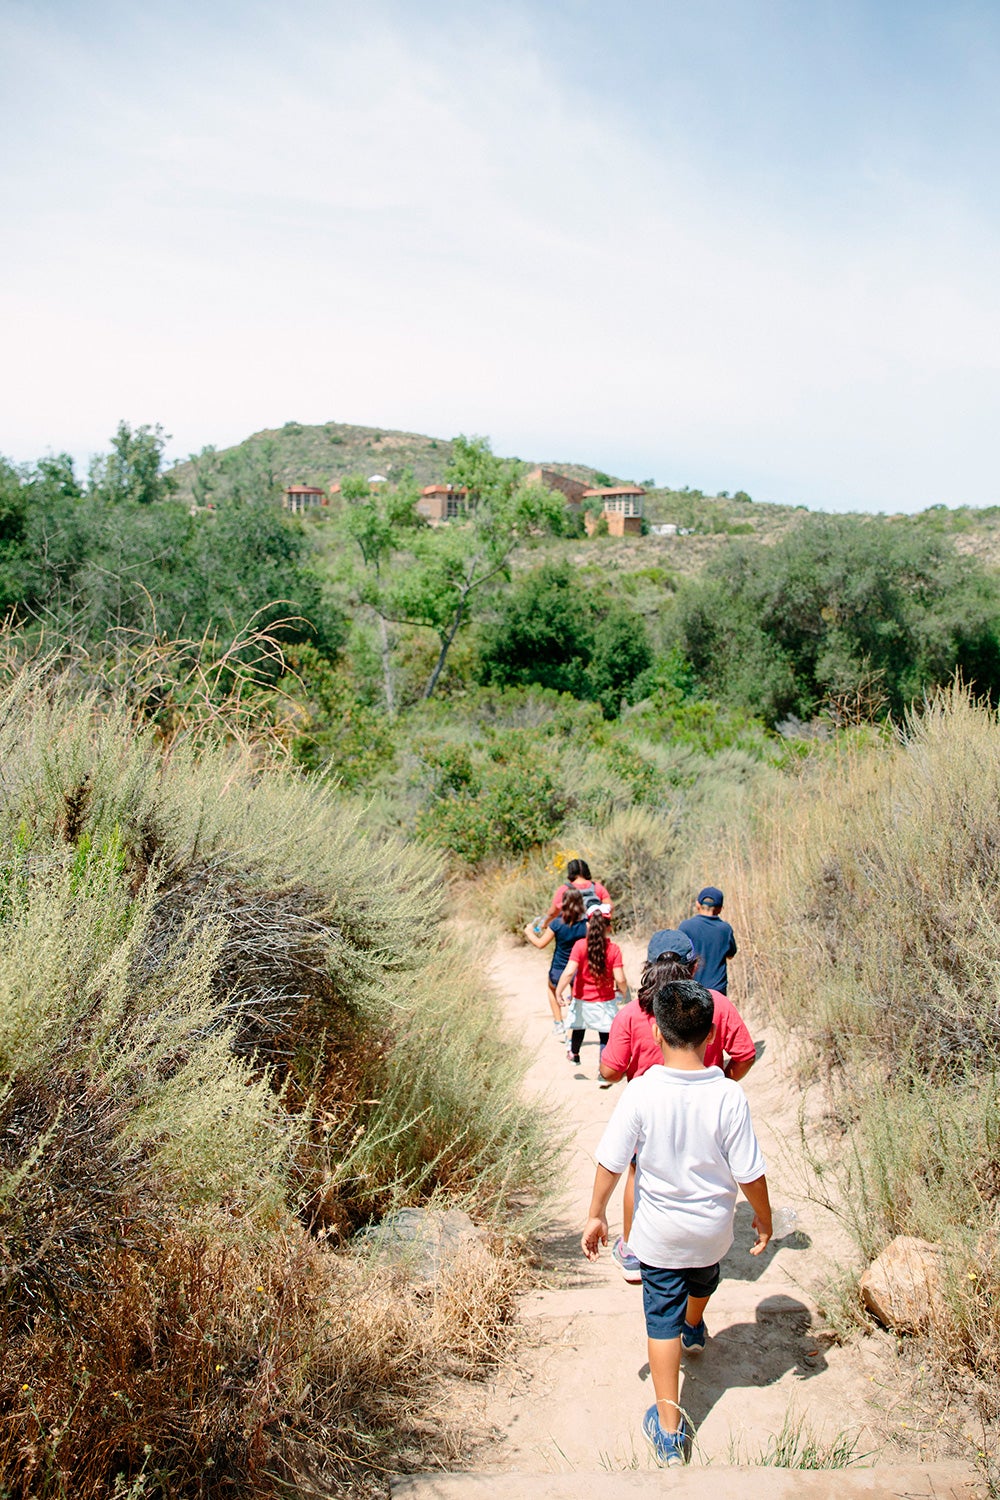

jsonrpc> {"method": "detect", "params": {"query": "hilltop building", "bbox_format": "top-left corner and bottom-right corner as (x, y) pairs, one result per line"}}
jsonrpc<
(523, 467), (591, 508)
(417, 484), (467, 522)
(582, 485), (646, 536)
(283, 485), (326, 514)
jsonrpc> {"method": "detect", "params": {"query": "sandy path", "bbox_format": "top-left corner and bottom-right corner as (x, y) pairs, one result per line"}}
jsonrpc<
(466, 937), (977, 1476)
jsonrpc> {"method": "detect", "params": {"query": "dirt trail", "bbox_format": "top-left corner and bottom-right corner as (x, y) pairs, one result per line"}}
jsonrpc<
(393, 937), (983, 1497)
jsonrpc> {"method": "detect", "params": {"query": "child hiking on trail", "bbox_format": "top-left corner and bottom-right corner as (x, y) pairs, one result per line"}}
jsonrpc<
(582, 977), (772, 1468)
(545, 857), (612, 922)
(679, 886), (738, 994)
(555, 905), (626, 1066)
(598, 929), (757, 1283)
(523, 887), (588, 1040)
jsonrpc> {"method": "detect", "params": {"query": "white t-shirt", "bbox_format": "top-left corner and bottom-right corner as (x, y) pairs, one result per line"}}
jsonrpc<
(596, 1064), (765, 1269)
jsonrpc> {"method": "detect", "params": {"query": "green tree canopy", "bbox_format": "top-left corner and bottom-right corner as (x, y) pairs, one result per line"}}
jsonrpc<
(90, 422), (178, 506)
(379, 436), (566, 697)
(672, 515), (1000, 722)
(476, 561), (653, 717)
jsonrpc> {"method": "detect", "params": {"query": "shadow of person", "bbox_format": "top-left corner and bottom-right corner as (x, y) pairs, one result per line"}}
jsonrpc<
(722, 1201), (812, 1282)
(538, 1224), (595, 1285)
(637, 1293), (829, 1453)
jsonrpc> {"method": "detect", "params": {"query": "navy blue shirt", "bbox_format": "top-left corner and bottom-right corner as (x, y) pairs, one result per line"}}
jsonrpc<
(678, 913), (738, 993)
(549, 917), (588, 978)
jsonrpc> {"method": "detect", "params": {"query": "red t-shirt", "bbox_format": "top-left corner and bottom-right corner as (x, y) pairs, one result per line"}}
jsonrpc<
(568, 937), (623, 1003)
(601, 990), (755, 1079)
(548, 878), (612, 920)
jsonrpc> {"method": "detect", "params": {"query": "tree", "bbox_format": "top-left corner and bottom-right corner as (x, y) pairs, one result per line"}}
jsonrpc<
(475, 561), (653, 716)
(339, 471), (425, 713)
(383, 437), (564, 698)
(90, 422), (178, 506)
(672, 515), (1000, 722)
(477, 563), (593, 697)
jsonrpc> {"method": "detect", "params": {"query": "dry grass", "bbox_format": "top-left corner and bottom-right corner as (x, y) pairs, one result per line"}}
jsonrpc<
(693, 685), (1000, 1442)
(0, 667), (554, 1495)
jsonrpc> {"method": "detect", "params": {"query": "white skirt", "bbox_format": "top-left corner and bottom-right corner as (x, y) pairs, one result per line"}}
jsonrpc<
(567, 997), (619, 1033)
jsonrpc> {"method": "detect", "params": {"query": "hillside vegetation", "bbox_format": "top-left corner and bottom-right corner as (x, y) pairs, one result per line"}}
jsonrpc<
(0, 667), (555, 1496)
(2, 416), (1000, 1485)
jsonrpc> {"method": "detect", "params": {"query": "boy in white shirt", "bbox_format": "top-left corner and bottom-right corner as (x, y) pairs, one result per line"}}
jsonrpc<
(581, 977), (772, 1467)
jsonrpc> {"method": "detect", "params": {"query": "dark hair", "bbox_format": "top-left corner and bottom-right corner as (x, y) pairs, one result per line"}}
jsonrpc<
(586, 909), (609, 977)
(566, 858), (592, 882)
(561, 888), (585, 924)
(651, 978), (715, 1047)
(637, 954), (697, 1014)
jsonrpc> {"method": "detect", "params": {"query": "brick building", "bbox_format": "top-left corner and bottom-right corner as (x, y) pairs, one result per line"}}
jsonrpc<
(283, 485), (326, 514)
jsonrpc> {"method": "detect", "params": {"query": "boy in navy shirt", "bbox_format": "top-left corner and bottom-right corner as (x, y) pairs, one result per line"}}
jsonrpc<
(679, 886), (737, 994)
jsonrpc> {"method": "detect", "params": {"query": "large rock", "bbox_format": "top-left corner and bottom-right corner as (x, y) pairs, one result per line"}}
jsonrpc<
(358, 1207), (489, 1285)
(860, 1235), (953, 1333)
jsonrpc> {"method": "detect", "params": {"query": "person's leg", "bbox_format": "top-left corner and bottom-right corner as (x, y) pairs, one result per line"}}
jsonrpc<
(647, 1335), (683, 1434)
(623, 1159), (636, 1242)
(641, 1265), (689, 1440)
(598, 1029), (609, 1061)
(683, 1292), (711, 1333)
(569, 1028), (584, 1057)
(547, 980), (562, 1024)
(682, 1263), (720, 1339)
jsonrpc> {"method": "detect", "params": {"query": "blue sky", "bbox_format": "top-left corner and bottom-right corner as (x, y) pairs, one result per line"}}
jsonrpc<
(2, 0), (999, 511)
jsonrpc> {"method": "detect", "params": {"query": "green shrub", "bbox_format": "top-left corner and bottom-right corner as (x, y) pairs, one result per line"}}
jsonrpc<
(0, 668), (557, 1494)
(418, 736), (570, 862)
(581, 804), (683, 933)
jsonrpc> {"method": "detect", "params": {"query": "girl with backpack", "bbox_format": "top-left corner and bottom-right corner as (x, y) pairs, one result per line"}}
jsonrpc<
(545, 857), (612, 922)
(555, 906), (627, 1066)
(523, 887), (589, 1040)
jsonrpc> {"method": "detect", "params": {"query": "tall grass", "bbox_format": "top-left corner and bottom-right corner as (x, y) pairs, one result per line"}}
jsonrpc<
(699, 686), (1000, 1430)
(0, 668), (555, 1495)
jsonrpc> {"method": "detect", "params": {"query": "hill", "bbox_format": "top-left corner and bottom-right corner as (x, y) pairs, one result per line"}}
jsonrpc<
(167, 418), (637, 505)
(168, 416), (1000, 580)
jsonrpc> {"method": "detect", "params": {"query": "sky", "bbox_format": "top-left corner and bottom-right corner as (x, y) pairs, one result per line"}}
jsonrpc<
(2, 0), (1000, 512)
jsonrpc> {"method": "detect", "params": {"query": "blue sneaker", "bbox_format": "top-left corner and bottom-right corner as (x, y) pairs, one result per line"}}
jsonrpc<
(642, 1406), (687, 1467)
(681, 1319), (707, 1355)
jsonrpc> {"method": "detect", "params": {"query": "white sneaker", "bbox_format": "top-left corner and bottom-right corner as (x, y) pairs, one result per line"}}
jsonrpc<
(611, 1236), (642, 1283)
(551, 1021), (565, 1039)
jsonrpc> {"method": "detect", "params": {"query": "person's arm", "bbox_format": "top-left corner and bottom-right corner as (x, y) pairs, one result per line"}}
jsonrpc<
(523, 921), (555, 950)
(581, 1163), (621, 1259)
(545, 884), (564, 922)
(718, 998), (755, 1082)
(613, 964), (628, 1000)
(726, 928), (738, 960)
(739, 1173), (772, 1255)
(555, 960), (578, 1005)
(725, 1054), (755, 1082)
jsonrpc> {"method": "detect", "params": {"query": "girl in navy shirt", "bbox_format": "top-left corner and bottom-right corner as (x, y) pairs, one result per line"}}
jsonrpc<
(524, 887), (588, 1039)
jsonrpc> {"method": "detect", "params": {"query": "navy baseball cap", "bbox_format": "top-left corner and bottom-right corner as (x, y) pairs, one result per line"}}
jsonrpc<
(697, 886), (724, 907)
(647, 929), (695, 963)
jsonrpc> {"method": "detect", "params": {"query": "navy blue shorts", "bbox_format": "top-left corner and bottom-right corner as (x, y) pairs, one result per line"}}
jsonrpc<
(640, 1261), (721, 1339)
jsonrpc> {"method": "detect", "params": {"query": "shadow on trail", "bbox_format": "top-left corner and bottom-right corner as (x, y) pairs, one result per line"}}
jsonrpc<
(725, 1201), (812, 1282)
(540, 1226), (594, 1286)
(637, 1294), (829, 1448)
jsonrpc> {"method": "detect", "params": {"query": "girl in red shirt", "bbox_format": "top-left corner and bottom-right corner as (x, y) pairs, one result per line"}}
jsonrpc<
(555, 906), (627, 1067)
